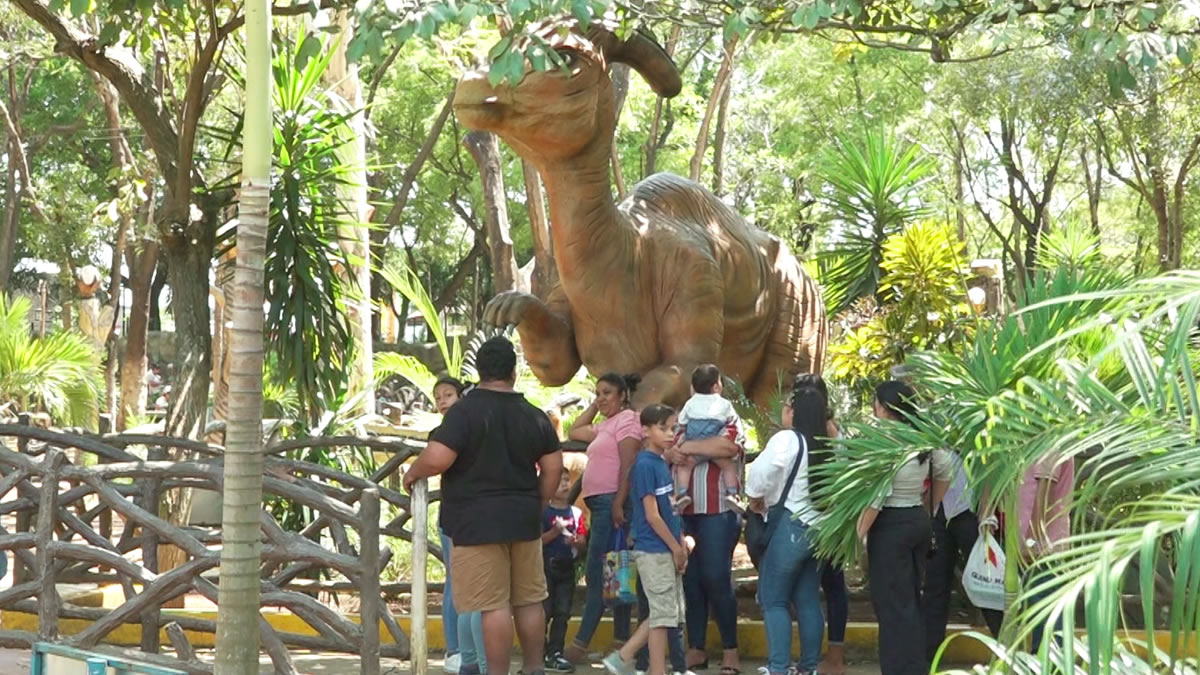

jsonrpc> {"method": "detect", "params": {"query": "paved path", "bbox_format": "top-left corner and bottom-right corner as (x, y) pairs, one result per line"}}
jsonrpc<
(0, 648), (890, 674)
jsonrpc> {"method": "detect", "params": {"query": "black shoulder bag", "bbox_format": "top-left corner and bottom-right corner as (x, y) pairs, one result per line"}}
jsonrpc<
(744, 432), (806, 570)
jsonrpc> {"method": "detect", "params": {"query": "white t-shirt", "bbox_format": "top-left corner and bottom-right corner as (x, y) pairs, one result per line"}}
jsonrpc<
(678, 392), (737, 424)
(745, 430), (820, 526)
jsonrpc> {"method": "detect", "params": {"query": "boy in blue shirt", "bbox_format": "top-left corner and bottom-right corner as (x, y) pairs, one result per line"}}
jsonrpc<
(603, 404), (688, 675)
(542, 471), (584, 672)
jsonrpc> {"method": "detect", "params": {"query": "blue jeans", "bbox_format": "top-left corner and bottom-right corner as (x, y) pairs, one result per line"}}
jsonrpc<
(440, 530), (459, 655)
(682, 512), (740, 651)
(759, 515), (823, 674)
(574, 494), (632, 649)
(1025, 568), (1063, 653)
(820, 562), (848, 644)
(458, 610), (486, 673)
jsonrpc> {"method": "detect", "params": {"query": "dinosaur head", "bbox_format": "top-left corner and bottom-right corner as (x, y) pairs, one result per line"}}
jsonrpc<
(454, 19), (681, 163)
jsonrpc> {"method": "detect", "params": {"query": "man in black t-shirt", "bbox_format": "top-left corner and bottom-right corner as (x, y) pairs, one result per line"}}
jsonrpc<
(405, 336), (563, 675)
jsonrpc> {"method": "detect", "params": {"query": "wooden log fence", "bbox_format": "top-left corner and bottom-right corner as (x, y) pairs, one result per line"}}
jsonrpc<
(0, 423), (442, 673)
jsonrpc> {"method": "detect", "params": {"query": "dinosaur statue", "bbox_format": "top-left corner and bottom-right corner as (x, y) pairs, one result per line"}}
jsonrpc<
(453, 19), (828, 408)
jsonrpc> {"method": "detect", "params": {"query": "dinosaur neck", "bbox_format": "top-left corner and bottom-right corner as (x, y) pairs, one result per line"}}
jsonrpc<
(537, 148), (629, 285)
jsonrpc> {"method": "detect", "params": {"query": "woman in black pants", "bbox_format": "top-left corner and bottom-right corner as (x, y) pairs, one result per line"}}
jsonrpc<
(856, 381), (952, 675)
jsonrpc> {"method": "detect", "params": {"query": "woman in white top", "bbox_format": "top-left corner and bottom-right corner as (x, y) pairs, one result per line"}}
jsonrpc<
(855, 381), (953, 675)
(745, 382), (832, 675)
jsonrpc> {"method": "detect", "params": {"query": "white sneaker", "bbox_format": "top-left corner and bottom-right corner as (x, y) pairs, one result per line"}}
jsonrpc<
(603, 652), (635, 675)
(444, 653), (462, 674)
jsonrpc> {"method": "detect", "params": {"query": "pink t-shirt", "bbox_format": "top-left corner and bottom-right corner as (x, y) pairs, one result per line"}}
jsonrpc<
(581, 409), (643, 498)
(1018, 455), (1075, 554)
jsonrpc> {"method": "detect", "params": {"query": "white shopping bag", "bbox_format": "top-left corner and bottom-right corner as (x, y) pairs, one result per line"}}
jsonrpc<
(962, 520), (1006, 611)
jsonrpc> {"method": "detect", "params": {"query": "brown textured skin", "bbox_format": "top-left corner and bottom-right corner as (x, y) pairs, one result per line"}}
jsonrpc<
(454, 21), (828, 408)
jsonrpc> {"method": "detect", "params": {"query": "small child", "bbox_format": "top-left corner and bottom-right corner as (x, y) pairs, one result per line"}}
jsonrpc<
(603, 404), (689, 675)
(673, 364), (744, 514)
(543, 472), (585, 673)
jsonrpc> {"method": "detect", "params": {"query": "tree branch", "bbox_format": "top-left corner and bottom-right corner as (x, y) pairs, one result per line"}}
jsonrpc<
(381, 90), (454, 230)
(10, 0), (179, 180)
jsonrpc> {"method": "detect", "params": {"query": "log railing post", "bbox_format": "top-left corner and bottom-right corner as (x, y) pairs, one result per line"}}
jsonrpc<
(360, 487), (381, 675)
(411, 479), (429, 675)
(37, 447), (65, 640)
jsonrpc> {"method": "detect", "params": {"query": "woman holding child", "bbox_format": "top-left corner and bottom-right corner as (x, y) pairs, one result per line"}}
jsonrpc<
(565, 373), (644, 662)
(745, 380), (833, 675)
(665, 365), (743, 675)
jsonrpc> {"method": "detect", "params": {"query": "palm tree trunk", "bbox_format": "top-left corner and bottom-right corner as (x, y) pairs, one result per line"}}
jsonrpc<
(328, 10), (374, 412)
(214, 0), (271, 671)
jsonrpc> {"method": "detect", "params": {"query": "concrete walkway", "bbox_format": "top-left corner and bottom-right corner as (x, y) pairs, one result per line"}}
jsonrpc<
(0, 648), (889, 674)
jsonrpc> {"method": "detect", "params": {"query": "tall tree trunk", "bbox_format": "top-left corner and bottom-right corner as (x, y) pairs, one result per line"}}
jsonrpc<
(642, 26), (683, 179)
(209, 249), (235, 443)
(711, 71), (733, 195)
(215, 0), (270, 670)
(464, 131), (519, 294)
(117, 240), (159, 430)
(327, 11), (373, 412)
(953, 125), (967, 242)
(521, 163), (556, 299)
(689, 36), (738, 183)
(1080, 144), (1102, 237)
(149, 257), (167, 331)
(0, 151), (17, 293)
(161, 234), (213, 440)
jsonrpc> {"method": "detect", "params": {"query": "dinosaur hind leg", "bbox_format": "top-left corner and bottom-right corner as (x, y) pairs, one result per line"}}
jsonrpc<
(749, 276), (828, 406)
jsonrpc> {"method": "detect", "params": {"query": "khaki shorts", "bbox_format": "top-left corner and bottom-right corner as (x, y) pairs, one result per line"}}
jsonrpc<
(451, 539), (547, 613)
(634, 551), (685, 628)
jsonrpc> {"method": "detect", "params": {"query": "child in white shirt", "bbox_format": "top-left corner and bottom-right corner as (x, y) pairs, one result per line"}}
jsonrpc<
(673, 364), (744, 514)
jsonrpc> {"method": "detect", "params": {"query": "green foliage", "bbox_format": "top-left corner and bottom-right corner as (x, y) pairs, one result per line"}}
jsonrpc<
(0, 295), (102, 427)
(374, 260), (477, 402)
(829, 220), (971, 395)
(212, 38), (359, 424)
(350, 0), (1199, 89)
(930, 273), (1200, 673)
(1037, 223), (1103, 271)
(816, 131), (934, 313)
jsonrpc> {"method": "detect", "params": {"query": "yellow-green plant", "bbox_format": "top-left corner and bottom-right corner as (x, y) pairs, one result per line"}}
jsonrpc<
(829, 220), (972, 392)
(0, 295), (102, 427)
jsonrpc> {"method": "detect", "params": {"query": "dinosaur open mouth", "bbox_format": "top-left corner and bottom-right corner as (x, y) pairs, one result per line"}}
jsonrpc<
(453, 101), (506, 130)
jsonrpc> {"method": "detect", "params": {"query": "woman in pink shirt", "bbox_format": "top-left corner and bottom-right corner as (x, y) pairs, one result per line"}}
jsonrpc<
(564, 373), (643, 663)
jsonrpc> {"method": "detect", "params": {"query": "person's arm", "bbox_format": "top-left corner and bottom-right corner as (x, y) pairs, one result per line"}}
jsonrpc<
(677, 434), (738, 459)
(568, 401), (601, 443)
(403, 441), (458, 491)
(642, 493), (687, 571)
(927, 449), (953, 516)
(928, 479), (951, 517)
(612, 437), (640, 526)
(541, 518), (566, 545)
(857, 507), (879, 542)
(745, 431), (789, 500)
(538, 450), (565, 509)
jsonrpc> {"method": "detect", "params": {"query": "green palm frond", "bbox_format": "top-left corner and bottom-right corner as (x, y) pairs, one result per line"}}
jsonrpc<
(0, 295), (102, 427)
(815, 266), (1200, 672)
(379, 261), (463, 378)
(816, 130), (935, 313)
(374, 352), (438, 403)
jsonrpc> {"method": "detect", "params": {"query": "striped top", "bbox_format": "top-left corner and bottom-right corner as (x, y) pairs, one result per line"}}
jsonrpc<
(680, 423), (742, 516)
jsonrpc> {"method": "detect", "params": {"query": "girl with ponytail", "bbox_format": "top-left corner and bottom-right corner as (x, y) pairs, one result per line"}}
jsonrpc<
(856, 380), (953, 675)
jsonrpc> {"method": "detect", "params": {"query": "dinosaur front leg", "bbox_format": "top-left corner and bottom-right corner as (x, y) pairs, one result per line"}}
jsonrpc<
(483, 287), (581, 386)
(632, 281), (725, 409)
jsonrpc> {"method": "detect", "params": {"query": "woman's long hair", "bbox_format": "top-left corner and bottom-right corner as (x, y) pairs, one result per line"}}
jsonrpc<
(792, 380), (832, 504)
(874, 379), (928, 462)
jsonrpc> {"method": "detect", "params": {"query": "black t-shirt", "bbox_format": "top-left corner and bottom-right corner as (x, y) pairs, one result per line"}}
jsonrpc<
(432, 387), (560, 546)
